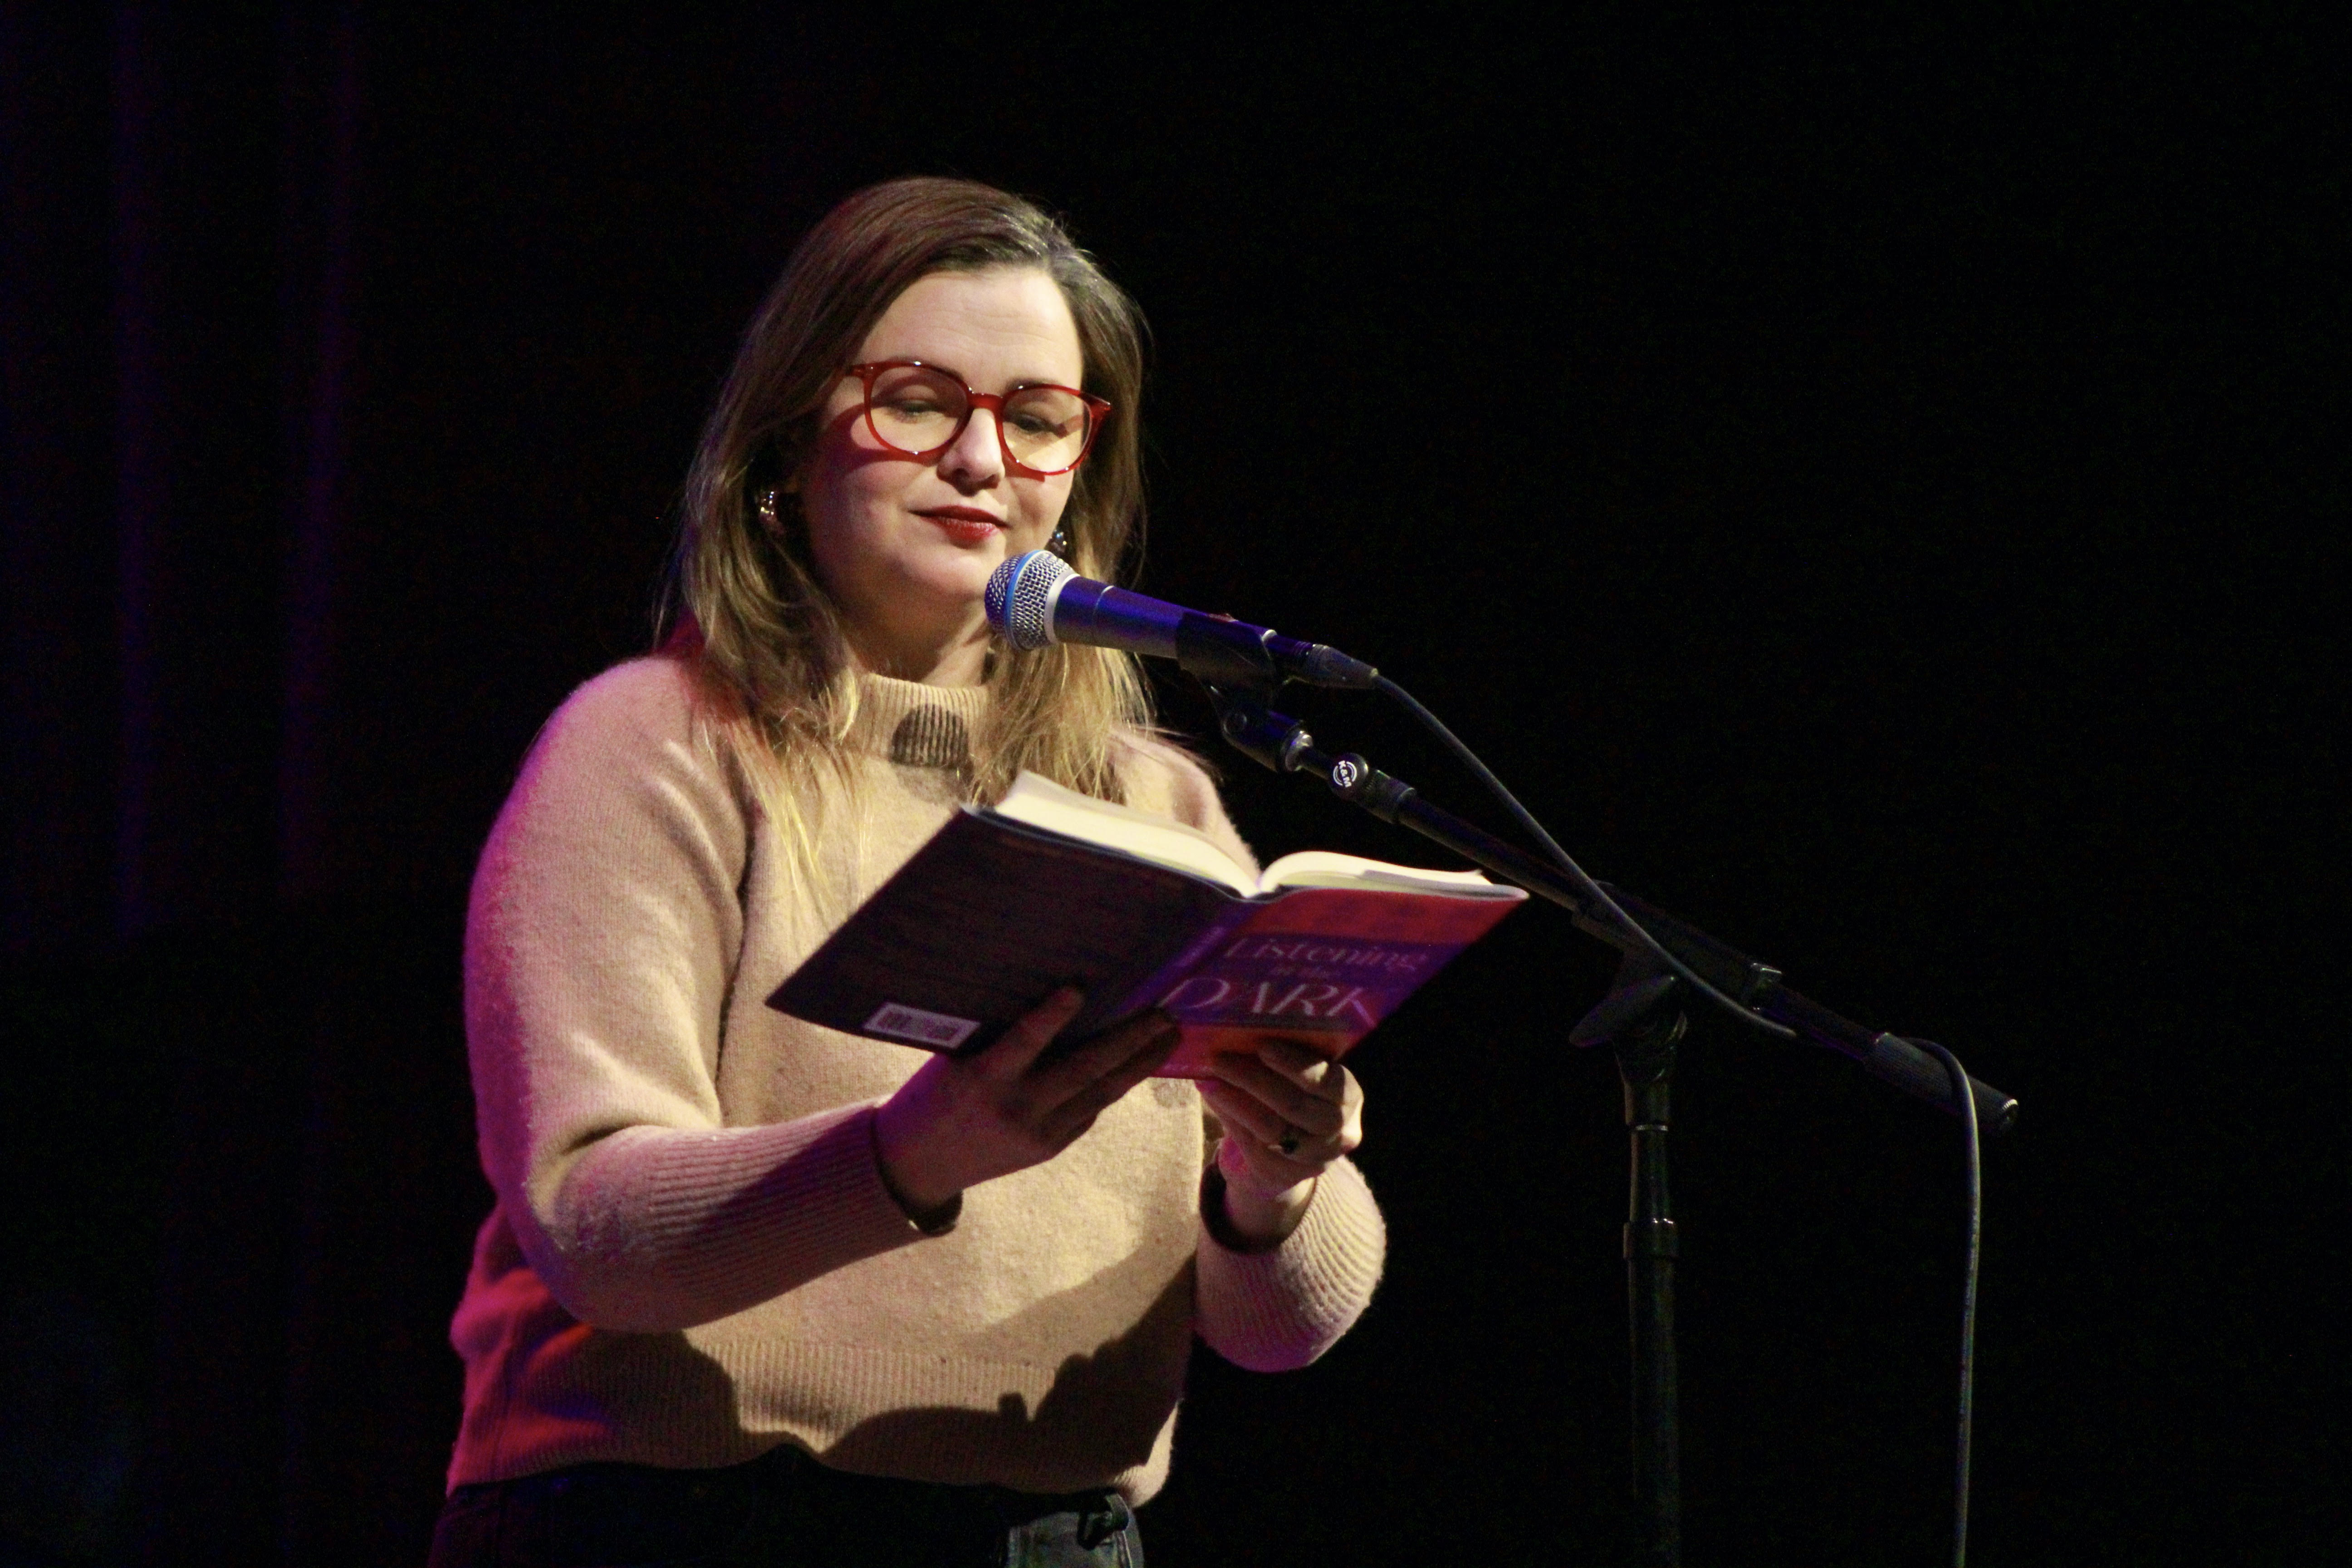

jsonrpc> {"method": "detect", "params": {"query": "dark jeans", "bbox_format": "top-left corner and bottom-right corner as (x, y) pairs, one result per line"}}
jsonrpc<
(426, 1445), (1143, 1568)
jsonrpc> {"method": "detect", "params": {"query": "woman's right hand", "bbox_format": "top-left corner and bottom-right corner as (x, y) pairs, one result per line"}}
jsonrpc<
(872, 988), (1180, 1216)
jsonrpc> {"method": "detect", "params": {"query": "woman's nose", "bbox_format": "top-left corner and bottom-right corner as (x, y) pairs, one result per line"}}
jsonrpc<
(938, 406), (1005, 489)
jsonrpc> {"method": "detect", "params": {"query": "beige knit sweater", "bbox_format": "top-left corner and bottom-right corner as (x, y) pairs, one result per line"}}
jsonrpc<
(446, 657), (1386, 1500)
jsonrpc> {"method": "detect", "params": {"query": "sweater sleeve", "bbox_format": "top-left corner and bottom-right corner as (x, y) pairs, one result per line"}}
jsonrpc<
(1115, 731), (1390, 1367)
(464, 660), (925, 1334)
(1194, 1157), (1387, 1371)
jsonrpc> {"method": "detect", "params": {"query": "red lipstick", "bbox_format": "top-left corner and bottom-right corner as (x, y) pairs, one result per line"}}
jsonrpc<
(916, 507), (1003, 545)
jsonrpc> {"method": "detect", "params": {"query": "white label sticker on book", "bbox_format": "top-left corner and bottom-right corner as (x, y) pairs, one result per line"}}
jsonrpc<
(863, 1002), (981, 1050)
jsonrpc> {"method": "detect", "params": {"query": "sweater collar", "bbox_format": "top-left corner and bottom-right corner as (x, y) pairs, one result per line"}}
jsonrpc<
(843, 671), (992, 772)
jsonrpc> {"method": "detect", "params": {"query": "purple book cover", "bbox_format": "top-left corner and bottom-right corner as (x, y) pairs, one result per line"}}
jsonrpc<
(1120, 885), (1521, 1077)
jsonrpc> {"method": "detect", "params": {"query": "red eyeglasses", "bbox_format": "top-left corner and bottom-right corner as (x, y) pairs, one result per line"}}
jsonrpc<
(845, 360), (1111, 477)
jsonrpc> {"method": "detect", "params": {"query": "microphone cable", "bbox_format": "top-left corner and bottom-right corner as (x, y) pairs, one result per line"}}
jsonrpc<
(1915, 1039), (1984, 1568)
(1373, 672), (1984, 1568)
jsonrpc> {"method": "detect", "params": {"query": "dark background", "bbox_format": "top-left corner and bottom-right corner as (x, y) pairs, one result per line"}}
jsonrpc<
(1, 5), (2339, 1564)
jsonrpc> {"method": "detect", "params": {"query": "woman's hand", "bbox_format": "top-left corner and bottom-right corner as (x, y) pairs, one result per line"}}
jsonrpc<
(874, 988), (1180, 1217)
(1199, 1038), (1365, 1250)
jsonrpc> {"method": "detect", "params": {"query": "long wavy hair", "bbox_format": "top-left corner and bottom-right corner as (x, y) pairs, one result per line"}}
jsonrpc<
(657, 178), (1155, 879)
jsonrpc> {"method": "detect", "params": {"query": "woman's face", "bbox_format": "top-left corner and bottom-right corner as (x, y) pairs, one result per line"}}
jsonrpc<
(794, 265), (1084, 683)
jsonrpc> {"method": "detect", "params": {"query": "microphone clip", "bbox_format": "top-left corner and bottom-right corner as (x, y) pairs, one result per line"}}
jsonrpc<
(1200, 682), (1418, 823)
(1176, 616), (1284, 693)
(1177, 613), (1379, 693)
(1203, 682), (1314, 771)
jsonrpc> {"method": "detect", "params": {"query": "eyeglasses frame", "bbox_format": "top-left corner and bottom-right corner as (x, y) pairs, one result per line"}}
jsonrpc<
(843, 359), (1112, 477)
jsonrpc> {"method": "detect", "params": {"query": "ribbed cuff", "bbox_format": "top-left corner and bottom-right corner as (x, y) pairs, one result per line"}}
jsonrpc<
(1194, 1156), (1386, 1372)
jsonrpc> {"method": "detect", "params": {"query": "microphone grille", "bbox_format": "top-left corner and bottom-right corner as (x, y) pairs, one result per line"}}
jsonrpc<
(985, 550), (1072, 651)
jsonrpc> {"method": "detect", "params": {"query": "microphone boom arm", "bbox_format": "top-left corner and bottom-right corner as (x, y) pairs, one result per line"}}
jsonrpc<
(1203, 682), (2019, 1134)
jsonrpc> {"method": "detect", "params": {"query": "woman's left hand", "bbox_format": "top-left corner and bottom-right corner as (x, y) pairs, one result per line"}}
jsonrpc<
(1198, 1038), (1365, 1249)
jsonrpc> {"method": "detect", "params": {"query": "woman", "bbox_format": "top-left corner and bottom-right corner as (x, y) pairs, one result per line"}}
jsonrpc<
(429, 178), (1386, 1568)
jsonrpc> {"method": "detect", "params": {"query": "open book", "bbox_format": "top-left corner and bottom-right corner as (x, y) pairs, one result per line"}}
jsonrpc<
(768, 772), (1525, 1077)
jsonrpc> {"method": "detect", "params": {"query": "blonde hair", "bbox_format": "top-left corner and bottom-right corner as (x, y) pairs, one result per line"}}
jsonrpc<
(657, 179), (1155, 878)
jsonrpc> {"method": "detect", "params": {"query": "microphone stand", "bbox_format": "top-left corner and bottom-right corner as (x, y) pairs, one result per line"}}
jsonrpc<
(1198, 682), (2016, 1567)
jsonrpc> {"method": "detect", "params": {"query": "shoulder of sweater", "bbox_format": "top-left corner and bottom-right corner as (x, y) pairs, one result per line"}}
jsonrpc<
(1110, 728), (1224, 827)
(541, 654), (705, 752)
(499, 654), (739, 830)
(475, 655), (749, 920)
(1110, 727), (1259, 877)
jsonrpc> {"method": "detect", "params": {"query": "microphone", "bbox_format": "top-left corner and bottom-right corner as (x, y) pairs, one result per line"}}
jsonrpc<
(985, 550), (1379, 689)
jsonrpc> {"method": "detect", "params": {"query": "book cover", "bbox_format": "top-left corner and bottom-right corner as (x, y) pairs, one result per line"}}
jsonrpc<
(1113, 886), (1519, 1076)
(766, 804), (1522, 1075)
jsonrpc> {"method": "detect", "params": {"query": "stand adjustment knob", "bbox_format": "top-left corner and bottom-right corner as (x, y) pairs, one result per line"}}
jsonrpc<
(1623, 1217), (1680, 1259)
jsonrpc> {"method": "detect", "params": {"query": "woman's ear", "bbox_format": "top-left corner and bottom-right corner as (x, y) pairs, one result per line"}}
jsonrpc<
(777, 432), (813, 496)
(751, 438), (807, 537)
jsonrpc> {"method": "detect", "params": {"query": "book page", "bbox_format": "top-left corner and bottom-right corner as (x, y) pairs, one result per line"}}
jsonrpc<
(1259, 849), (1521, 899)
(992, 771), (1257, 897)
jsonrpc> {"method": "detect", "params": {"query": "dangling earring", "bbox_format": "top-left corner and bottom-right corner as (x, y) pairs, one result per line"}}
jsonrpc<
(756, 488), (780, 531)
(1047, 524), (1071, 558)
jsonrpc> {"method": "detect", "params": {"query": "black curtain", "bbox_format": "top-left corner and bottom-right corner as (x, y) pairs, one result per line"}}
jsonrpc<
(0, 7), (2336, 1564)
(0, 7), (482, 1561)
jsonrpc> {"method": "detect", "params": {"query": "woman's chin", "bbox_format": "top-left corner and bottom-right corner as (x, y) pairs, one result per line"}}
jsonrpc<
(853, 553), (995, 634)
(914, 548), (1002, 602)
(826, 527), (1044, 657)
